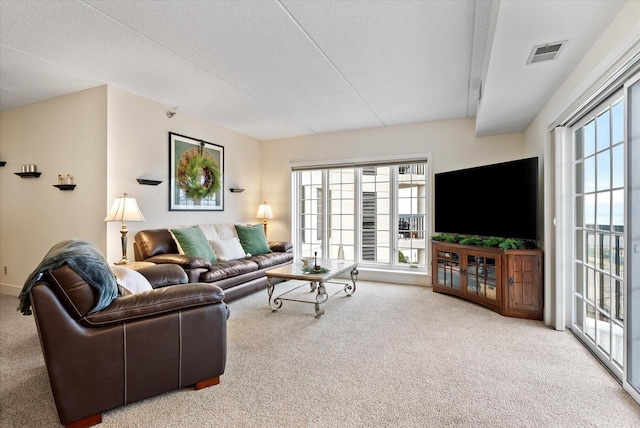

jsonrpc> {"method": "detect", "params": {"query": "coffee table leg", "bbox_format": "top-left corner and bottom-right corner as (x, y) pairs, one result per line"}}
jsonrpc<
(315, 282), (328, 317)
(310, 281), (317, 292)
(267, 278), (282, 311)
(345, 267), (358, 296)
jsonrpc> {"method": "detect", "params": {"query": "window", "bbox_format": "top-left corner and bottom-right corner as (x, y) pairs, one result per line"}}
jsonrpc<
(298, 170), (323, 257)
(292, 159), (428, 271)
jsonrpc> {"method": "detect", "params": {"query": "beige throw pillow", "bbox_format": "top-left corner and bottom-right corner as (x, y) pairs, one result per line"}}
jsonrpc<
(210, 237), (246, 261)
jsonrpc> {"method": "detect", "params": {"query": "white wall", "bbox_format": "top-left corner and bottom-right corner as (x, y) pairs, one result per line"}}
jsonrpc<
(0, 86), (108, 295)
(525, 1), (640, 156)
(524, 1), (640, 328)
(262, 117), (526, 243)
(105, 87), (263, 264)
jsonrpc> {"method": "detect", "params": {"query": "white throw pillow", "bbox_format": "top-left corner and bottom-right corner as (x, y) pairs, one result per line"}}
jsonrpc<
(210, 237), (246, 261)
(111, 266), (153, 295)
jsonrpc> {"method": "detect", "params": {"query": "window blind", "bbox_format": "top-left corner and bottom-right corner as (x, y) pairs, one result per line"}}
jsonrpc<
(291, 156), (428, 171)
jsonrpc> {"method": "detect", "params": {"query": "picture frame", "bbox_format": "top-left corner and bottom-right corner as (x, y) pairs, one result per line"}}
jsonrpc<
(169, 132), (224, 211)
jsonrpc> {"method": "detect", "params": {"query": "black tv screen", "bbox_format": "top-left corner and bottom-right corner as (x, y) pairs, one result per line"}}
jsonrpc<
(434, 157), (539, 240)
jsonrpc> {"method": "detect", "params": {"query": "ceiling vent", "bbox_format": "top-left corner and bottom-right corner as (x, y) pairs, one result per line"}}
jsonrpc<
(526, 40), (567, 65)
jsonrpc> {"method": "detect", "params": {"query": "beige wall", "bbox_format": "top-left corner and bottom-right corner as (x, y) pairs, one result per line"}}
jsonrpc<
(105, 87), (263, 264)
(261, 117), (526, 243)
(0, 86), (108, 295)
(0, 86), (263, 294)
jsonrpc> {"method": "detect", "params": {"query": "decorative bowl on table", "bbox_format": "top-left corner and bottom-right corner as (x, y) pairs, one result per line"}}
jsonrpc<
(302, 265), (330, 274)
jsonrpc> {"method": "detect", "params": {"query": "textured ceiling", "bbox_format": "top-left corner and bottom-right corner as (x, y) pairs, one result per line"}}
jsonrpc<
(0, 0), (627, 140)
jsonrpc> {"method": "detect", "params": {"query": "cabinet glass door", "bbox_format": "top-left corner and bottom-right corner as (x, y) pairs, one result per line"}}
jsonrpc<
(436, 248), (461, 290)
(466, 254), (498, 301)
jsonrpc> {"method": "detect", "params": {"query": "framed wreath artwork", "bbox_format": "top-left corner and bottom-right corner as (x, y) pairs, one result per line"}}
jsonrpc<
(169, 132), (224, 211)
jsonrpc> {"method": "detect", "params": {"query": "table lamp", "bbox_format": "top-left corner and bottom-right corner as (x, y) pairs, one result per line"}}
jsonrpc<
(105, 193), (145, 264)
(255, 201), (274, 236)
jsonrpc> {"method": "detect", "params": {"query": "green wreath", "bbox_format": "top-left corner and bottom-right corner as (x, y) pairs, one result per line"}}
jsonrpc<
(177, 149), (220, 201)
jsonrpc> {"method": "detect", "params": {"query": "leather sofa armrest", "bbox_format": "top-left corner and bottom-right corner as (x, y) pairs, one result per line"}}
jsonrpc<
(269, 241), (293, 253)
(136, 264), (188, 288)
(144, 254), (212, 269)
(81, 283), (225, 327)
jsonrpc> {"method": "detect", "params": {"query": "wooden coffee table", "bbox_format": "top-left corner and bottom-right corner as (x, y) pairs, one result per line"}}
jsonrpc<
(265, 260), (358, 317)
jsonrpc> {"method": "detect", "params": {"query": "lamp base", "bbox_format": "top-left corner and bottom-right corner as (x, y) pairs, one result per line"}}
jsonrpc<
(116, 228), (130, 266)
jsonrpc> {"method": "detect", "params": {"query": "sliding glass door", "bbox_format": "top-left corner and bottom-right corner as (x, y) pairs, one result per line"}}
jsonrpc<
(568, 71), (640, 401)
(571, 90), (625, 377)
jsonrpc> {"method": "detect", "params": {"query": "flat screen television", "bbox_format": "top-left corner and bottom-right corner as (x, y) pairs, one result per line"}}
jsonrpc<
(434, 157), (539, 240)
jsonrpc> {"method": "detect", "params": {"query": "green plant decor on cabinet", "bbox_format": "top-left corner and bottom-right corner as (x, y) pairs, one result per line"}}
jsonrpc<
(432, 234), (531, 250)
(431, 233), (465, 243)
(459, 237), (483, 246)
(498, 238), (526, 250)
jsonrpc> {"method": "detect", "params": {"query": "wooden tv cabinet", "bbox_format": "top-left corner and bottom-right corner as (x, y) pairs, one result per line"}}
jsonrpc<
(431, 241), (543, 320)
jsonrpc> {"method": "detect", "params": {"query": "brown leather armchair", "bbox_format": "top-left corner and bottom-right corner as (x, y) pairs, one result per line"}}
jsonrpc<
(29, 263), (228, 428)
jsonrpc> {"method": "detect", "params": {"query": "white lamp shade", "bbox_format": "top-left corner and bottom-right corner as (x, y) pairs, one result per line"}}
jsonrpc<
(255, 202), (274, 220)
(104, 193), (145, 222)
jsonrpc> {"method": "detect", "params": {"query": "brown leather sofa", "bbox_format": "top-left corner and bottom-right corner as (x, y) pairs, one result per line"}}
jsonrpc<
(134, 227), (293, 301)
(30, 263), (228, 428)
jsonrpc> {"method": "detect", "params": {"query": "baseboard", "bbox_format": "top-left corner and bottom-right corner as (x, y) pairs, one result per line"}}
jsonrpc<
(0, 272), (431, 295)
(336, 269), (432, 286)
(0, 283), (21, 297)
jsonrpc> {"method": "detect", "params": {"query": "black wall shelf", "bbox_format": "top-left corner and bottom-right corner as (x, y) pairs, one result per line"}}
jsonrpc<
(137, 178), (162, 186)
(0, 161), (6, 167)
(53, 184), (76, 191)
(229, 188), (245, 193)
(15, 172), (41, 178)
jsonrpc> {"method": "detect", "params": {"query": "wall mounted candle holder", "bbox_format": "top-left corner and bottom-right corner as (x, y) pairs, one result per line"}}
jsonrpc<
(53, 184), (76, 191)
(137, 178), (163, 186)
(15, 172), (41, 178)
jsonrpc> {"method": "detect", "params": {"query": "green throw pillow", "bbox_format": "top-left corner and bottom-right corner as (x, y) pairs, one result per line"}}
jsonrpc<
(170, 226), (217, 263)
(235, 224), (271, 256)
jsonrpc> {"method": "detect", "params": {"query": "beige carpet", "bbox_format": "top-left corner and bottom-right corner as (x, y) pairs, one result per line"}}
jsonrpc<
(1, 281), (639, 427)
